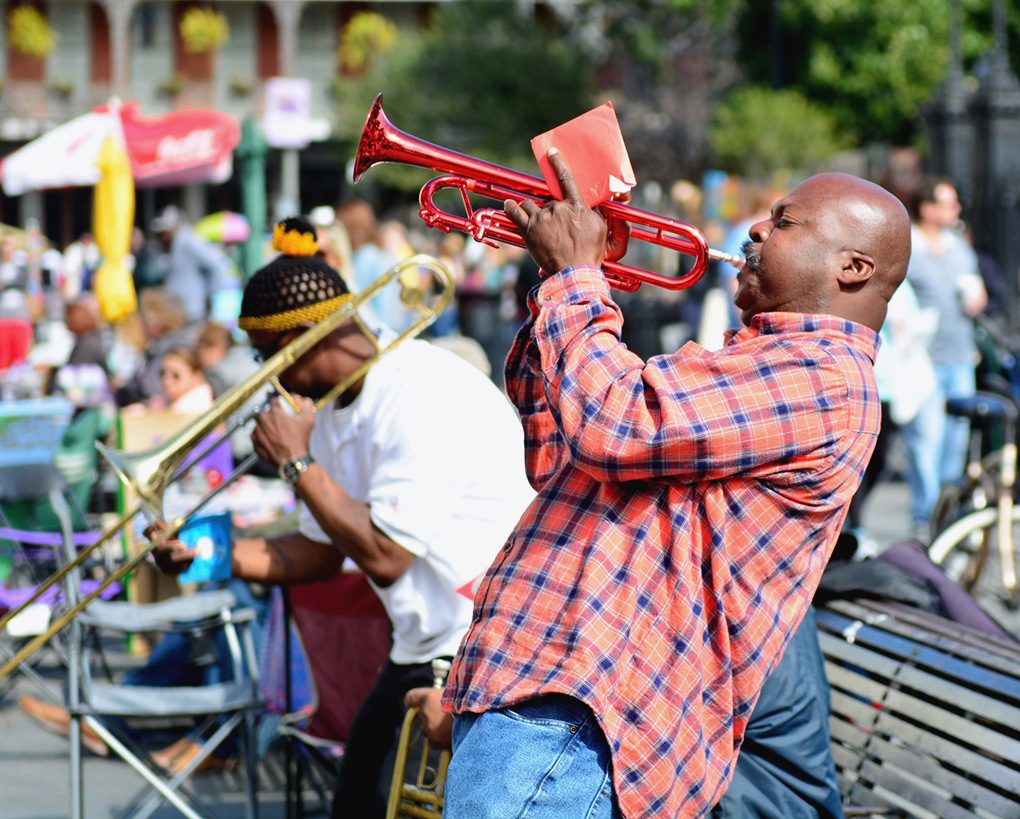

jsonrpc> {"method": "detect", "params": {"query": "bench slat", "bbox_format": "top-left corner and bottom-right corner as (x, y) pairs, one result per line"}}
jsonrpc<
(829, 687), (1020, 799)
(826, 660), (1020, 773)
(870, 711), (1020, 795)
(828, 600), (1020, 666)
(881, 688), (1020, 765)
(819, 609), (1020, 706)
(826, 659), (894, 705)
(819, 602), (1020, 817)
(855, 756), (988, 819)
(857, 731), (1019, 817)
(819, 631), (1020, 731)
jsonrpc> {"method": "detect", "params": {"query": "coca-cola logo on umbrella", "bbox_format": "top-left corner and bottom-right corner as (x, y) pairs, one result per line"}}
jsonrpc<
(155, 129), (218, 165)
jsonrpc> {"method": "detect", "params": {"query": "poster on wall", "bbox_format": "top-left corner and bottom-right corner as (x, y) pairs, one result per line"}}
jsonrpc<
(263, 77), (313, 149)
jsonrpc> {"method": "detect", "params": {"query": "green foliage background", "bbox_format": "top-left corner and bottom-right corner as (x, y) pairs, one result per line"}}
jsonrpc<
(709, 86), (851, 178)
(335, 1), (594, 190)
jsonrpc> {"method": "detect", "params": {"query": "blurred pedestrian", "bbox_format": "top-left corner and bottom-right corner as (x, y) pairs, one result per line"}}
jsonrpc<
(309, 205), (357, 291)
(902, 177), (985, 536)
(961, 222), (1008, 320)
(114, 288), (200, 407)
(336, 200), (397, 328)
(64, 298), (108, 373)
(158, 347), (214, 413)
(848, 278), (937, 533)
(151, 205), (232, 323)
(61, 232), (100, 300)
(196, 322), (257, 398)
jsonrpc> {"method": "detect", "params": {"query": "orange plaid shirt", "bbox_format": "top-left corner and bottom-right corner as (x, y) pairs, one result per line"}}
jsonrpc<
(443, 265), (880, 819)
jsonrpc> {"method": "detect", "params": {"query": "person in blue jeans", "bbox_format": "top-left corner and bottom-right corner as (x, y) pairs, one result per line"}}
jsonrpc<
(407, 606), (843, 819)
(901, 178), (986, 535)
(121, 577), (268, 770)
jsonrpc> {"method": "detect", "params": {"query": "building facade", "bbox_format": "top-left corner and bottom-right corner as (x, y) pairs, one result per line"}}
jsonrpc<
(0, 0), (541, 243)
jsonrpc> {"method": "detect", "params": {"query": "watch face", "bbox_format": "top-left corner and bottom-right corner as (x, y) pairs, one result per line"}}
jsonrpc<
(280, 455), (311, 484)
(280, 460), (300, 484)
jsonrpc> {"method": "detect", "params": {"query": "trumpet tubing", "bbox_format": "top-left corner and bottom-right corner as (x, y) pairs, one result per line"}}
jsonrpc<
(387, 659), (453, 819)
(0, 255), (455, 682)
(355, 94), (740, 293)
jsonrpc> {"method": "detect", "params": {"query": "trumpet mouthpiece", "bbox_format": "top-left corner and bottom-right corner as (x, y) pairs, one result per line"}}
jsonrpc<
(709, 249), (743, 268)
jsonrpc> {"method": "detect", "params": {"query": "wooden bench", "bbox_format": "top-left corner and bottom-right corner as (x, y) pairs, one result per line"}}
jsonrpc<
(817, 598), (1020, 819)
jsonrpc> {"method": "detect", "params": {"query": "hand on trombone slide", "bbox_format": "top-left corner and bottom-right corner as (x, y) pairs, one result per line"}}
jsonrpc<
(144, 520), (197, 576)
(405, 687), (454, 750)
(251, 393), (316, 470)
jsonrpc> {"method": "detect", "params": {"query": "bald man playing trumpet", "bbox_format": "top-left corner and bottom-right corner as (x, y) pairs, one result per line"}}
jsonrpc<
(406, 156), (909, 819)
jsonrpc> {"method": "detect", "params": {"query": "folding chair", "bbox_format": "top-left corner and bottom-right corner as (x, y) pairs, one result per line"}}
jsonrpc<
(0, 399), (117, 705)
(74, 588), (264, 819)
(271, 572), (392, 817)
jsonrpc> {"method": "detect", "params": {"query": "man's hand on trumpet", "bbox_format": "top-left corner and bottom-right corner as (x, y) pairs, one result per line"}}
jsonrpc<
(503, 148), (607, 276)
(404, 687), (454, 751)
(251, 396), (316, 469)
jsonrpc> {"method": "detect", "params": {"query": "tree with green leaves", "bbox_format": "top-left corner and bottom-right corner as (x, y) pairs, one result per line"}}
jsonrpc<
(734, 0), (995, 146)
(709, 85), (851, 178)
(334, 1), (594, 190)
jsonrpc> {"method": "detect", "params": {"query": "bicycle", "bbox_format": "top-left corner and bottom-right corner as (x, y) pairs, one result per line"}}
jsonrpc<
(927, 392), (1018, 606)
(927, 315), (1020, 608)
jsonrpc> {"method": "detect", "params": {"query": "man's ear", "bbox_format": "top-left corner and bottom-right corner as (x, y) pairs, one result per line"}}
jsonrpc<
(837, 251), (875, 286)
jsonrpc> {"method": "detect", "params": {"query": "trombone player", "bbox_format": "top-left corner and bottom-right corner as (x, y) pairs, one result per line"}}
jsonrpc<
(152, 216), (535, 819)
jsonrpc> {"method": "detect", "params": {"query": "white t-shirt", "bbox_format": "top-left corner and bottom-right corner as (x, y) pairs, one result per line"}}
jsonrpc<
(299, 336), (535, 664)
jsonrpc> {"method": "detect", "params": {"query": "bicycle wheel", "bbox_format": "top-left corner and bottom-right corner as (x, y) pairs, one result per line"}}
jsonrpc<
(928, 505), (1020, 603)
(931, 477), (994, 538)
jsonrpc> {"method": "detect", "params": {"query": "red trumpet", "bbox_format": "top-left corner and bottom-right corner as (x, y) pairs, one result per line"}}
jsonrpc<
(354, 95), (740, 293)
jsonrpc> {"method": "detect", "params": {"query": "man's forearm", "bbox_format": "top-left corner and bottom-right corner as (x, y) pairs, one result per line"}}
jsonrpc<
(293, 464), (413, 587)
(232, 533), (342, 585)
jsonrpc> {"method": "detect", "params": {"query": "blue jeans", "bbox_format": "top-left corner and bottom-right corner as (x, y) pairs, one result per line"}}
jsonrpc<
(902, 360), (975, 526)
(934, 362), (975, 486)
(445, 694), (621, 819)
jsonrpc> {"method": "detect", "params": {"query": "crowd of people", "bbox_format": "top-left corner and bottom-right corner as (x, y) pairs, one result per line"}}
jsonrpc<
(4, 157), (1012, 819)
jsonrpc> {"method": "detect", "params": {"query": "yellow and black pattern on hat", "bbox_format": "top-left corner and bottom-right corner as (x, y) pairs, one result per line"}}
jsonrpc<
(239, 215), (353, 332)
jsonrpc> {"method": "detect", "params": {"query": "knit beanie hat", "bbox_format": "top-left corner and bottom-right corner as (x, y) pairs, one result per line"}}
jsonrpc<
(238, 216), (353, 332)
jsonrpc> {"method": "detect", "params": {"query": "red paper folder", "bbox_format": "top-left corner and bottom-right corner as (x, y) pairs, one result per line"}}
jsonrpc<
(531, 102), (636, 208)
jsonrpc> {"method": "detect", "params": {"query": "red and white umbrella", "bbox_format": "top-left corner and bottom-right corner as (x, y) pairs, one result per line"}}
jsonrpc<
(0, 99), (240, 196)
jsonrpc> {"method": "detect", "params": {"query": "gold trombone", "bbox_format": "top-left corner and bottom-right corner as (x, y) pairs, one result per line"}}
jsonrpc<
(387, 658), (453, 819)
(0, 255), (455, 681)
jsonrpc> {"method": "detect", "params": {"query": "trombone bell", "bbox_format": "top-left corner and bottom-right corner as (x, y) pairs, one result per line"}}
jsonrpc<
(95, 441), (172, 521)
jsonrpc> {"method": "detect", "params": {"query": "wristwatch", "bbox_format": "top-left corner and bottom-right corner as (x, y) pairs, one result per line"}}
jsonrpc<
(279, 454), (314, 486)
